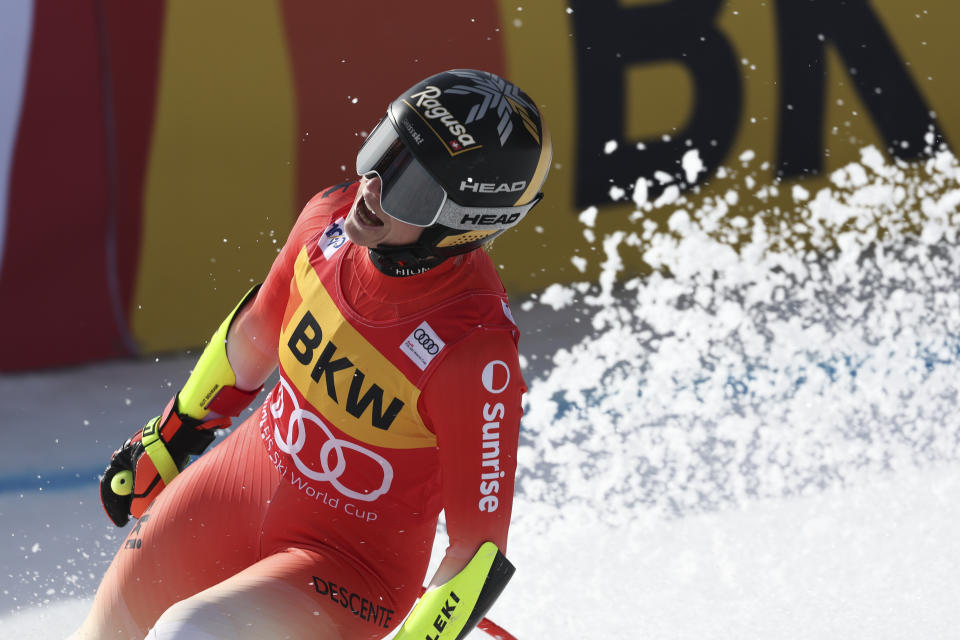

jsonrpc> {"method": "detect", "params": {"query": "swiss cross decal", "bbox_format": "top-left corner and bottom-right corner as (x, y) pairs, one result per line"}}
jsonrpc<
(450, 140), (461, 150)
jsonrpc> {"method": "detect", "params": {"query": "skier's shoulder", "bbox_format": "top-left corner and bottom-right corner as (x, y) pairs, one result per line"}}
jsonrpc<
(459, 250), (517, 320)
(432, 251), (520, 344)
(283, 181), (358, 253)
(300, 180), (360, 218)
(458, 248), (508, 297)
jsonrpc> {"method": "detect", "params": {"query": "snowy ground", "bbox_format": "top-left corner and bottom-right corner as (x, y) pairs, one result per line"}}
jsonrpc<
(2, 146), (960, 638)
(3, 464), (959, 639)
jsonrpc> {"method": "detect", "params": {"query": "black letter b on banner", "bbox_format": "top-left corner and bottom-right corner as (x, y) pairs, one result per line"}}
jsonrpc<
(571, 0), (741, 208)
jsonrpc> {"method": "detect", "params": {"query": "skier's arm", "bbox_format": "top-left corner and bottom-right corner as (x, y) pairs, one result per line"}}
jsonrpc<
(99, 286), (265, 525)
(99, 191), (338, 526)
(394, 330), (526, 637)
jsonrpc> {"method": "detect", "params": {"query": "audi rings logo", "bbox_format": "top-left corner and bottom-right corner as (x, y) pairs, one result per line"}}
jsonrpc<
(413, 328), (440, 355)
(400, 321), (446, 371)
(481, 360), (511, 394)
(270, 378), (393, 502)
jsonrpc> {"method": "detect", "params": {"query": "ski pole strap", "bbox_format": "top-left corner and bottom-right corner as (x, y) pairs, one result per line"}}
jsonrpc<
(141, 416), (180, 485)
(178, 284), (263, 420)
(136, 396), (232, 504)
(394, 542), (515, 640)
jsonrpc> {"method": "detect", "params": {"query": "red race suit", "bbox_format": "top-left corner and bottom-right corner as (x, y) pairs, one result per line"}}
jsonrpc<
(81, 182), (526, 639)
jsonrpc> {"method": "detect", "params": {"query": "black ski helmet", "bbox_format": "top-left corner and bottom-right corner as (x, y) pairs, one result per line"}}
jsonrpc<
(356, 69), (552, 275)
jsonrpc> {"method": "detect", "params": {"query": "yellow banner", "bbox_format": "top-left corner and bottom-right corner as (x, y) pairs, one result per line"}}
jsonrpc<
(492, 0), (958, 292)
(133, 0), (296, 352)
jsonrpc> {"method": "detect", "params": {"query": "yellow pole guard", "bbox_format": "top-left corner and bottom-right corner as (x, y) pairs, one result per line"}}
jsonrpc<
(394, 541), (501, 639)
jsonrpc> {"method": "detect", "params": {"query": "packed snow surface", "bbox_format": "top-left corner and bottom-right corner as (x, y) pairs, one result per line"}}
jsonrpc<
(2, 146), (960, 638)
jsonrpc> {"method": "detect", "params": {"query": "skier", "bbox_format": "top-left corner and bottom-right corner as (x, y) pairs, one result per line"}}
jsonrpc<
(70, 69), (551, 639)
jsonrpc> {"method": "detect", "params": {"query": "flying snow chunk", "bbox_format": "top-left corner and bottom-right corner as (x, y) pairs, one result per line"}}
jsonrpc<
(682, 149), (705, 184)
(633, 178), (649, 207)
(846, 163), (869, 187)
(792, 185), (810, 202)
(571, 255), (588, 272)
(739, 149), (756, 163)
(831, 168), (850, 188)
(579, 206), (599, 228)
(609, 185), (626, 201)
(654, 171), (674, 185)
(604, 140), (618, 154)
(539, 283), (577, 310)
(859, 145), (886, 173)
(654, 185), (680, 208)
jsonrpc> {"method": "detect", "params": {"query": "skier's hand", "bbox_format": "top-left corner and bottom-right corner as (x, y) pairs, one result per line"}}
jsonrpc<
(99, 396), (230, 527)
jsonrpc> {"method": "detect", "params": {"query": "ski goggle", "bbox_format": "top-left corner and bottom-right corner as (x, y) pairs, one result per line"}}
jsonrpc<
(355, 117), (541, 230)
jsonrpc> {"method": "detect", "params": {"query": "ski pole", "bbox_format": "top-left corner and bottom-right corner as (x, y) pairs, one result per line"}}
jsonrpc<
(477, 616), (517, 639)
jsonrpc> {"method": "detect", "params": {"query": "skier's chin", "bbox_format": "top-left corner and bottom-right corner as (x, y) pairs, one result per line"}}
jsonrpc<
(344, 214), (385, 248)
